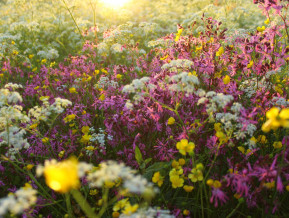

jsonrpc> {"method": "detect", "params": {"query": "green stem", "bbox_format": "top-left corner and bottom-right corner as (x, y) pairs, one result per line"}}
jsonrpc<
(97, 188), (109, 218)
(61, 0), (85, 42)
(65, 193), (75, 218)
(226, 201), (242, 218)
(70, 189), (96, 218)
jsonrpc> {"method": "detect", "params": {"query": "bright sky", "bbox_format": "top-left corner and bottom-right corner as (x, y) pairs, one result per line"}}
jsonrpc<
(100, 0), (131, 8)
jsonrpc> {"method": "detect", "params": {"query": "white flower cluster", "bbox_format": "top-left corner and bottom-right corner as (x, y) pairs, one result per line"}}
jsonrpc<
(85, 127), (113, 155)
(97, 42), (109, 55)
(270, 97), (289, 107)
(37, 48), (59, 60)
(111, 43), (125, 53)
(4, 83), (23, 90)
(0, 186), (37, 216)
(239, 77), (272, 98)
(161, 59), (193, 72)
(29, 97), (72, 122)
(0, 88), (23, 106)
(87, 161), (155, 194)
(95, 76), (118, 89)
(120, 207), (175, 218)
(197, 91), (234, 114)
(147, 38), (171, 48)
(0, 87), (30, 157)
(123, 77), (151, 93)
(215, 102), (257, 140)
(168, 72), (199, 96)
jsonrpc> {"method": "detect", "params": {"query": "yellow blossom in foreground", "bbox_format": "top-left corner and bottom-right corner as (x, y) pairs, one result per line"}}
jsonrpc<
(167, 117), (175, 125)
(264, 18), (270, 25)
(43, 158), (79, 193)
(152, 172), (164, 187)
(262, 107), (289, 132)
(223, 75), (230, 85)
(175, 28), (183, 42)
(178, 158), (186, 166)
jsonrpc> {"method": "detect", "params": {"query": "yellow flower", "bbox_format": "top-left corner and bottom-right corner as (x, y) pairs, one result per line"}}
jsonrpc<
(116, 74), (123, 79)
(183, 209), (190, 216)
(176, 139), (195, 156)
(206, 179), (214, 186)
(26, 164), (34, 170)
(29, 123), (38, 130)
(58, 150), (65, 158)
(63, 114), (76, 123)
(41, 59), (47, 64)
(214, 123), (222, 132)
(152, 172), (164, 187)
(81, 126), (90, 134)
(167, 117), (175, 125)
(122, 203), (139, 215)
(183, 185), (194, 192)
(99, 94), (105, 101)
(223, 75), (230, 85)
(264, 18), (270, 25)
(104, 180), (115, 188)
(238, 146), (245, 154)
(213, 180), (222, 189)
(216, 46), (224, 57)
(175, 29), (183, 42)
(234, 193), (241, 199)
(89, 189), (98, 195)
(286, 185), (289, 191)
(170, 175), (184, 188)
(257, 135), (267, 144)
(273, 141), (282, 149)
(257, 26), (266, 32)
(262, 107), (289, 132)
(29, 54), (34, 59)
(42, 137), (49, 144)
(43, 158), (80, 193)
(178, 158), (186, 166)
(172, 160), (180, 169)
(112, 212), (120, 218)
(160, 54), (169, 61)
(69, 87), (77, 94)
(247, 60), (254, 68)
(80, 134), (92, 144)
(188, 168), (203, 182)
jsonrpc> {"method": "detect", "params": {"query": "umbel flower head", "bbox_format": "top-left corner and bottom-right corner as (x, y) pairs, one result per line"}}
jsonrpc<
(262, 107), (289, 132)
(38, 158), (80, 193)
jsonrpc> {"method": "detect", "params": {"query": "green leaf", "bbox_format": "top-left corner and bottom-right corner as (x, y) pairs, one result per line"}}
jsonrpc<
(135, 145), (143, 165)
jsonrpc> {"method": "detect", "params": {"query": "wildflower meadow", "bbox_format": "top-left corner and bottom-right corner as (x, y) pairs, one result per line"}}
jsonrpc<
(1, 0), (289, 217)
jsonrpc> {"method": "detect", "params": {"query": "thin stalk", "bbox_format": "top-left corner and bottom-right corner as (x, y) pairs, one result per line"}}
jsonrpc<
(70, 189), (96, 218)
(61, 0), (85, 42)
(226, 201), (242, 218)
(65, 193), (75, 218)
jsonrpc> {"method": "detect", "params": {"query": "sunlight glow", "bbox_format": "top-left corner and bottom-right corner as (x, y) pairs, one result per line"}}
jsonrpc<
(100, 0), (131, 8)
